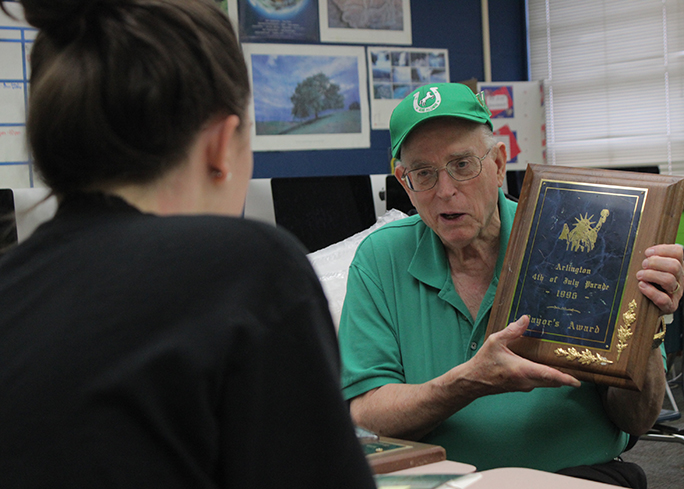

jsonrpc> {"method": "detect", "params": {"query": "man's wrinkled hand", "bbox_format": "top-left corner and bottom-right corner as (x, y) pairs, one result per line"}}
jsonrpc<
(471, 315), (581, 395)
(636, 244), (684, 314)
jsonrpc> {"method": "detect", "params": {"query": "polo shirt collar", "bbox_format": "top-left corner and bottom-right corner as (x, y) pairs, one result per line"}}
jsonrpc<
(407, 188), (514, 291)
(408, 222), (449, 290)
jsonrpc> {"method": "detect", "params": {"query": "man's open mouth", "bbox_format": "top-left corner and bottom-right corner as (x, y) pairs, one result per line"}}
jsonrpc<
(441, 213), (464, 220)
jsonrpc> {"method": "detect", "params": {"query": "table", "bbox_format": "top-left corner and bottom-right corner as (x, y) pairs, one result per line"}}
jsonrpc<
(372, 436), (618, 487)
(386, 465), (620, 488)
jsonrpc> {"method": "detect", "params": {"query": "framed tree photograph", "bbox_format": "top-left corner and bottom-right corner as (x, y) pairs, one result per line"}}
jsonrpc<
(242, 43), (370, 151)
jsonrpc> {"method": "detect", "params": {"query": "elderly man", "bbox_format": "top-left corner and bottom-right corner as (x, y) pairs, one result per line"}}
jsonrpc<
(338, 83), (681, 486)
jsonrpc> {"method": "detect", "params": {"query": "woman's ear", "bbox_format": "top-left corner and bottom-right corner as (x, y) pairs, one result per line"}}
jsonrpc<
(205, 114), (241, 181)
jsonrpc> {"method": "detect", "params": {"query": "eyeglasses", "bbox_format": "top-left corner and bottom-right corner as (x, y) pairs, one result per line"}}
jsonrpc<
(401, 147), (492, 192)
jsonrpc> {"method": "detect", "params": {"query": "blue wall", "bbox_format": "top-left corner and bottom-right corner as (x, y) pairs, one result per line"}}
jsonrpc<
(252, 0), (527, 179)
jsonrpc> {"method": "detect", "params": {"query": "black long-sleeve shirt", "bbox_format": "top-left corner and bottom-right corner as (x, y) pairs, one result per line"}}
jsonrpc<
(0, 192), (375, 488)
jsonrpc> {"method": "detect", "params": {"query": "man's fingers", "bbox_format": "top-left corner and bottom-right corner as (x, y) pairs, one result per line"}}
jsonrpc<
(537, 365), (581, 388)
(492, 316), (582, 389)
(497, 315), (529, 341)
(645, 244), (684, 261)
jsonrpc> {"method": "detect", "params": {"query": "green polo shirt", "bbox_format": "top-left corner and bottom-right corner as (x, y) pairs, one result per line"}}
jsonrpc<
(339, 189), (628, 472)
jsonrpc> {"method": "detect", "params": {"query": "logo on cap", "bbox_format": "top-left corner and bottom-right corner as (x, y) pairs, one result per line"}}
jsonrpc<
(413, 87), (441, 113)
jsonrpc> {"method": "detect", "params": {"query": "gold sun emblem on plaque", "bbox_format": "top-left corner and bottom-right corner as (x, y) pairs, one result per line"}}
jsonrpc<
(559, 209), (610, 253)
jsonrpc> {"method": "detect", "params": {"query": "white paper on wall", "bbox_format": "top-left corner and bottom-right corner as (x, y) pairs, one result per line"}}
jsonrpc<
(477, 80), (547, 171)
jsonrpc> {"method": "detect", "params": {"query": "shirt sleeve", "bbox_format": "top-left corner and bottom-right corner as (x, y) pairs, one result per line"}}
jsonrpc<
(338, 238), (406, 401)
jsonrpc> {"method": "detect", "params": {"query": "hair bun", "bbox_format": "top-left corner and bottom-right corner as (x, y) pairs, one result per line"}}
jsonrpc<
(21, 0), (128, 42)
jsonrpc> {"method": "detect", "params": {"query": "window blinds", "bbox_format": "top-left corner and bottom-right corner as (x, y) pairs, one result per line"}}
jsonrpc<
(528, 0), (684, 175)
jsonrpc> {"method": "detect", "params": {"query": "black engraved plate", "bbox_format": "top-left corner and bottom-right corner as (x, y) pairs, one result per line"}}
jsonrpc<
(507, 181), (645, 350)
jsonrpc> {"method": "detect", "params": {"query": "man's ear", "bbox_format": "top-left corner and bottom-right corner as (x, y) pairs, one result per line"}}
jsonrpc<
(205, 114), (241, 181)
(394, 164), (409, 192)
(394, 163), (420, 211)
(494, 142), (508, 187)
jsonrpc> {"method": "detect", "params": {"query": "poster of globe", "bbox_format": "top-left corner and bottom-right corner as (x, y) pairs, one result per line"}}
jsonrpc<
(239, 0), (319, 42)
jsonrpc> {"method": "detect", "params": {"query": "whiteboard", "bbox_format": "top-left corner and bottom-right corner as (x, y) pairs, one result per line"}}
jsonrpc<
(0, 2), (35, 188)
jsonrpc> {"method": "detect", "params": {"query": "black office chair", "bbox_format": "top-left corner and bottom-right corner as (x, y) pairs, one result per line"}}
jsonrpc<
(639, 310), (684, 445)
(0, 189), (18, 256)
(383, 175), (415, 215)
(270, 175), (377, 253)
(640, 381), (684, 445)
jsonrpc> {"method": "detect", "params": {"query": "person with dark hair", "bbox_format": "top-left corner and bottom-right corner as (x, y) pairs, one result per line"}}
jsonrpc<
(338, 83), (683, 488)
(0, 1), (376, 487)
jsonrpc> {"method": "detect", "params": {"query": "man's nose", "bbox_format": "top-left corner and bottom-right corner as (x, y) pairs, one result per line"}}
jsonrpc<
(434, 167), (457, 196)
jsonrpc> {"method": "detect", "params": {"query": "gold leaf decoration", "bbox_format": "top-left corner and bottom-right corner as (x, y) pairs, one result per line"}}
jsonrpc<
(554, 347), (613, 366)
(616, 299), (637, 361)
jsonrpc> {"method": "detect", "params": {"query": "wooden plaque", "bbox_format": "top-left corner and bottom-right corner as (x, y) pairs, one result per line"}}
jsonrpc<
(364, 436), (447, 474)
(486, 164), (684, 391)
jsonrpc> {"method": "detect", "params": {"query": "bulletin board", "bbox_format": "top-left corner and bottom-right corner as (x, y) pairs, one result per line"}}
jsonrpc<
(249, 0), (529, 178)
(0, 0), (529, 187)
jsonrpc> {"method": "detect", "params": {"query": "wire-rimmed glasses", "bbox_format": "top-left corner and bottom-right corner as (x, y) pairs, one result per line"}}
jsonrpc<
(401, 148), (492, 192)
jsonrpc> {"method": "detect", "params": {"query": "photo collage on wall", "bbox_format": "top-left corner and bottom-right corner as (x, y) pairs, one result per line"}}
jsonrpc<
(216, 1), (454, 151)
(368, 47), (449, 130)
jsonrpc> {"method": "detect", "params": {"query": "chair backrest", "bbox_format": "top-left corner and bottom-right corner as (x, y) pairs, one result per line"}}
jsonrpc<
(0, 189), (17, 255)
(270, 175), (377, 252)
(0, 188), (58, 256)
(384, 175), (415, 215)
(11, 188), (58, 242)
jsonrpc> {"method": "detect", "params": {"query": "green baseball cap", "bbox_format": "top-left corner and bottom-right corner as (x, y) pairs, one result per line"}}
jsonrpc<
(389, 83), (493, 159)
